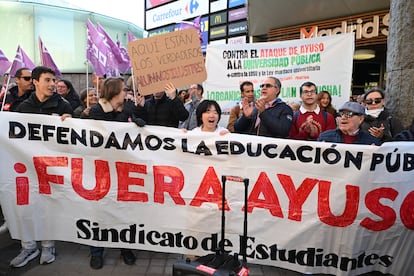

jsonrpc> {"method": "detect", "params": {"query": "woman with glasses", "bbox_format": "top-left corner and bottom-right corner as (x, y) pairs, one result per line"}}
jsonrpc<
(360, 87), (403, 143)
(56, 79), (81, 110)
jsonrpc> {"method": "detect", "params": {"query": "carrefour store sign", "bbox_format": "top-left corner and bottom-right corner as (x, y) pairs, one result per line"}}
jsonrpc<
(146, 0), (208, 29)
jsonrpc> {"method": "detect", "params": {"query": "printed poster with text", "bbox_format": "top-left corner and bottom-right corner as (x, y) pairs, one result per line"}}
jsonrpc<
(204, 33), (354, 111)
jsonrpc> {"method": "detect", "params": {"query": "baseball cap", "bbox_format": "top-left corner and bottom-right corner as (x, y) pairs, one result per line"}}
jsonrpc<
(338, 101), (365, 115)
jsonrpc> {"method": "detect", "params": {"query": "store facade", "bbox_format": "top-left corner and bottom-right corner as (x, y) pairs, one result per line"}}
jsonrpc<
(265, 10), (389, 97)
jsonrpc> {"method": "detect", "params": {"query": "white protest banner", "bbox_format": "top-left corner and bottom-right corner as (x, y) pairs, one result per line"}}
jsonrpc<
(127, 28), (207, 95)
(0, 112), (413, 276)
(204, 33), (354, 111)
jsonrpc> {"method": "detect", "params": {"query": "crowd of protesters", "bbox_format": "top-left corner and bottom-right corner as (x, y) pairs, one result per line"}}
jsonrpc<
(0, 65), (412, 269)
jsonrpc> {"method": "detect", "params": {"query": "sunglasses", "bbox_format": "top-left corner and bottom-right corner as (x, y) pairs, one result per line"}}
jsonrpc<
(260, 83), (277, 89)
(365, 98), (383, 105)
(338, 111), (361, 118)
(20, 76), (32, 81)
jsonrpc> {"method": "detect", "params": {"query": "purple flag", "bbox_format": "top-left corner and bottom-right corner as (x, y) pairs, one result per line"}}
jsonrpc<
(116, 34), (131, 71)
(39, 37), (62, 77)
(9, 46), (36, 77)
(96, 23), (130, 75)
(0, 49), (11, 76)
(127, 31), (136, 43)
(86, 20), (107, 76)
(177, 16), (202, 43)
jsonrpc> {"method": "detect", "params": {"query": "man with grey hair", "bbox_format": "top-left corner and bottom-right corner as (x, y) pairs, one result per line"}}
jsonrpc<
(318, 101), (381, 145)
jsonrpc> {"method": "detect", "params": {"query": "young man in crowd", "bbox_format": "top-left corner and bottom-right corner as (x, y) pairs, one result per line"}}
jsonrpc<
(10, 66), (72, 268)
(289, 81), (336, 140)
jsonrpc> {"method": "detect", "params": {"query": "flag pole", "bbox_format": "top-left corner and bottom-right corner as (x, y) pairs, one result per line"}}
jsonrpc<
(85, 60), (90, 108)
(131, 69), (137, 105)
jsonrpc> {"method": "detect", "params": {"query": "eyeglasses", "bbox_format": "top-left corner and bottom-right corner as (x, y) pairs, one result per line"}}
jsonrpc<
(365, 98), (383, 105)
(20, 76), (32, 81)
(302, 90), (316, 95)
(338, 111), (361, 118)
(56, 85), (67, 89)
(260, 83), (277, 89)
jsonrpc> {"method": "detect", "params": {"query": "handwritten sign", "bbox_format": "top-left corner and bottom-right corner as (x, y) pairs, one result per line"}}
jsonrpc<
(127, 28), (207, 95)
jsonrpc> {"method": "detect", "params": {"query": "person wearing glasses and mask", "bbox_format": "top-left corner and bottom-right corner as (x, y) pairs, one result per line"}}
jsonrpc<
(318, 101), (381, 145)
(234, 77), (293, 138)
(1, 67), (34, 111)
(360, 87), (403, 143)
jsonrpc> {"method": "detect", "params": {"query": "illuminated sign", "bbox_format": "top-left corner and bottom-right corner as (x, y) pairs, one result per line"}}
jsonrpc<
(210, 25), (227, 39)
(228, 21), (247, 36)
(209, 11), (227, 26)
(228, 7), (247, 22)
(146, 0), (209, 29)
(300, 13), (389, 39)
(146, 0), (174, 10)
(210, 0), (227, 13)
(228, 0), (246, 9)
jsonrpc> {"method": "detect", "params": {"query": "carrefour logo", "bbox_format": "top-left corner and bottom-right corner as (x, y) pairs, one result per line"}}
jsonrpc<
(185, 0), (199, 14)
(148, 0), (206, 29)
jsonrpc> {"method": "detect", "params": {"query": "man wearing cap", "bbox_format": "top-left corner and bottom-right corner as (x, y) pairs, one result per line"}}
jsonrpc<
(317, 101), (381, 145)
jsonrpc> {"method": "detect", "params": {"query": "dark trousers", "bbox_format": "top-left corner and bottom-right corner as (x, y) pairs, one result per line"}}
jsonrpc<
(90, 246), (131, 256)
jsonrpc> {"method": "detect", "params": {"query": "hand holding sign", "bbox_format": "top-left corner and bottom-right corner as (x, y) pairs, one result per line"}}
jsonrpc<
(164, 82), (177, 100)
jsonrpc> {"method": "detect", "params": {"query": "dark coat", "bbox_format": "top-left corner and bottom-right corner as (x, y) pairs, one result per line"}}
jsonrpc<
(2, 86), (34, 112)
(360, 108), (403, 143)
(234, 98), (293, 138)
(16, 92), (73, 115)
(143, 93), (189, 128)
(318, 128), (381, 145)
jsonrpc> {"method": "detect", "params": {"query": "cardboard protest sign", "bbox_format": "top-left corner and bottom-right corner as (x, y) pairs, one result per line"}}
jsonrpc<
(127, 28), (207, 95)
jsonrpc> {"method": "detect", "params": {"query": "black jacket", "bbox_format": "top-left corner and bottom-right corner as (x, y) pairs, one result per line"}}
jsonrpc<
(142, 93), (189, 128)
(16, 92), (73, 115)
(361, 108), (403, 143)
(234, 98), (293, 138)
(2, 86), (34, 112)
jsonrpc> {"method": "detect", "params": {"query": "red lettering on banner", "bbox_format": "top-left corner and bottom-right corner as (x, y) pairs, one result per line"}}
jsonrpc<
(247, 172), (283, 217)
(153, 165), (185, 204)
(116, 162), (149, 202)
(14, 163), (29, 205)
(71, 158), (111, 200)
(33, 156), (68, 194)
(400, 191), (414, 230)
(190, 167), (230, 210)
(20, 156), (414, 231)
(361, 188), (398, 231)
(318, 181), (360, 227)
(278, 174), (318, 221)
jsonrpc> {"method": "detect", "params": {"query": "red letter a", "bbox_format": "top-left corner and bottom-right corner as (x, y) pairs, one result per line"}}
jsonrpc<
(190, 167), (229, 210)
(247, 172), (283, 217)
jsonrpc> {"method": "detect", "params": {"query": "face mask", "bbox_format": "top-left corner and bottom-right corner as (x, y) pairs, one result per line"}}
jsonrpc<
(365, 107), (384, 118)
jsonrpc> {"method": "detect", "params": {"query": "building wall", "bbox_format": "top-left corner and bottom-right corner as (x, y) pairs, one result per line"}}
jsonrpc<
(0, 1), (145, 73)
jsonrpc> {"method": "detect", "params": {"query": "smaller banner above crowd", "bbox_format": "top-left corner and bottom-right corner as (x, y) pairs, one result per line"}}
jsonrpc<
(204, 33), (354, 110)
